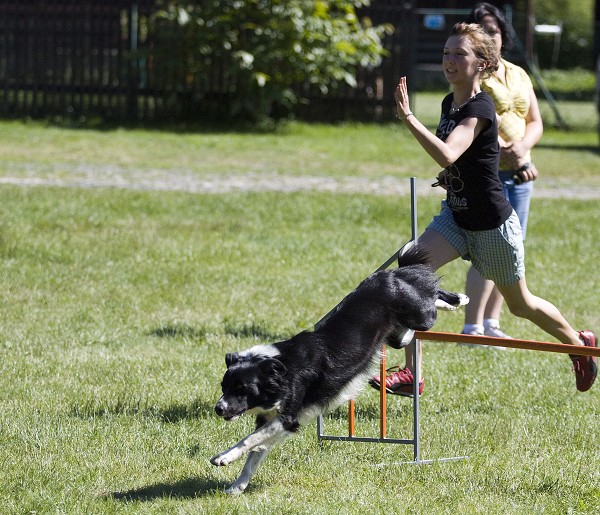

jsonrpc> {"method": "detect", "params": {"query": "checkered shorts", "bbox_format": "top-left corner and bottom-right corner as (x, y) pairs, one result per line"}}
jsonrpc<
(427, 202), (525, 286)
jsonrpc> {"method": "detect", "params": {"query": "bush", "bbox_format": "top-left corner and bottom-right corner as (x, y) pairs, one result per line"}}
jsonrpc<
(149, 0), (392, 122)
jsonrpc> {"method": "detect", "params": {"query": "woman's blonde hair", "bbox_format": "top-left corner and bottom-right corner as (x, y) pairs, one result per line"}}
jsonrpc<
(448, 22), (499, 77)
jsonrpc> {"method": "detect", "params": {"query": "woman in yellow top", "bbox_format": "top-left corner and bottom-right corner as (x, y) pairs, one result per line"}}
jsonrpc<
(462, 2), (543, 340)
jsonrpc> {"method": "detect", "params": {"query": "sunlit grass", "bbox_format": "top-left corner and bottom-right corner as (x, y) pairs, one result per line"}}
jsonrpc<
(0, 102), (598, 511)
(0, 96), (597, 189)
(0, 184), (598, 513)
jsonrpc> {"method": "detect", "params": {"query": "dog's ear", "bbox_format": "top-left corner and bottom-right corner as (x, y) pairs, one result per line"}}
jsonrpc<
(225, 352), (240, 368)
(259, 357), (286, 378)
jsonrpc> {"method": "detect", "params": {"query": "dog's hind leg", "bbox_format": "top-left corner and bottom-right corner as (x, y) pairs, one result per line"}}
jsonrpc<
(225, 450), (269, 495)
(435, 290), (469, 311)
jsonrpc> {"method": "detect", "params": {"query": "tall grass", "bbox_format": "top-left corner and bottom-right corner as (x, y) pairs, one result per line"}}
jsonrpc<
(0, 105), (598, 513)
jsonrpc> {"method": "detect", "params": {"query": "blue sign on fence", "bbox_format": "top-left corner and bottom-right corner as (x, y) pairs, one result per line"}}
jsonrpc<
(423, 14), (445, 31)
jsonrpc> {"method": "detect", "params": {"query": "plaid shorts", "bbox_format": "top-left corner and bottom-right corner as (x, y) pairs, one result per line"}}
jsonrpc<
(427, 201), (525, 286)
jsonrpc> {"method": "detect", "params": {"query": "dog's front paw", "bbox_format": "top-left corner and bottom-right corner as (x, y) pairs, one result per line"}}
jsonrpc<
(210, 448), (240, 467)
(210, 453), (231, 467)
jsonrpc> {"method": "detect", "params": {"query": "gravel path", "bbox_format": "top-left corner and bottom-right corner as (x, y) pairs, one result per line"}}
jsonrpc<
(0, 163), (598, 199)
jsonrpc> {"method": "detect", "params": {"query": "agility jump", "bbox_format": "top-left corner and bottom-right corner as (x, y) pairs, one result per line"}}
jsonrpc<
(317, 178), (598, 463)
(317, 332), (600, 464)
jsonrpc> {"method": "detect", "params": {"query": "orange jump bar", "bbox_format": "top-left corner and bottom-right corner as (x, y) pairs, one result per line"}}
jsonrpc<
(414, 331), (600, 357)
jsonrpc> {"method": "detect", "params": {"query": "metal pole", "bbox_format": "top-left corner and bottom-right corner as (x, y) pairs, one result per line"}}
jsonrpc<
(410, 177), (420, 462)
(413, 337), (421, 462)
(410, 177), (418, 242)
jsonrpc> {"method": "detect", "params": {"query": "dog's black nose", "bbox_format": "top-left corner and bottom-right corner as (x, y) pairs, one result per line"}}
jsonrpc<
(214, 404), (224, 416)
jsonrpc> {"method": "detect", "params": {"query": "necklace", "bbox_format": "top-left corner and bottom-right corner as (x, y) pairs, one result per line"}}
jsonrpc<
(449, 93), (478, 114)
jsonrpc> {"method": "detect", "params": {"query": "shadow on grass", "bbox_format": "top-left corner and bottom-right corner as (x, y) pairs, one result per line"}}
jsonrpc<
(70, 398), (217, 423)
(222, 319), (288, 341)
(148, 323), (206, 340)
(148, 320), (288, 342)
(536, 142), (600, 154)
(44, 116), (288, 135)
(106, 475), (239, 501)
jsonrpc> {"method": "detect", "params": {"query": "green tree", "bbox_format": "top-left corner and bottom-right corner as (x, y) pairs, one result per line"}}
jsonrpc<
(533, 0), (593, 68)
(150, 0), (392, 121)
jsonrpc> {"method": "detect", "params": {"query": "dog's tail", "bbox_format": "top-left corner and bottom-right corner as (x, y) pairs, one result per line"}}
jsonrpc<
(436, 290), (469, 311)
(396, 241), (432, 268)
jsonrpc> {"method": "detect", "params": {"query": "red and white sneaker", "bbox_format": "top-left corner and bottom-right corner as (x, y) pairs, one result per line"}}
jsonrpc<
(570, 330), (598, 392)
(369, 366), (424, 397)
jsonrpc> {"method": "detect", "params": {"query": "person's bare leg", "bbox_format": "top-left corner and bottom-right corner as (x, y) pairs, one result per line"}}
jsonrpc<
(497, 278), (582, 346)
(484, 285), (504, 321)
(464, 265), (495, 326)
(404, 229), (461, 373)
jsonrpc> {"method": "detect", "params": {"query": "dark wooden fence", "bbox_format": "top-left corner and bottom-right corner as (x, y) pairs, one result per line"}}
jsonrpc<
(0, 0), (517, 122)
(0, 1), (140, 119)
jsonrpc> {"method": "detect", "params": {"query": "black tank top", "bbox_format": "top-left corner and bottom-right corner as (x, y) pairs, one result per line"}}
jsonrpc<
(436, 92), (513, 231)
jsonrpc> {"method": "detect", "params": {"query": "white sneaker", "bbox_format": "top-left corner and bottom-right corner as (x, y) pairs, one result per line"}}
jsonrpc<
(460, 330), (506, 350)
(458, 330), (483, 348)
(484, 326), (512, 339)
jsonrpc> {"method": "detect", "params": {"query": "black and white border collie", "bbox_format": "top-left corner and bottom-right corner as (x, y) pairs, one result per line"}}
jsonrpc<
(211, 245), (468, 494)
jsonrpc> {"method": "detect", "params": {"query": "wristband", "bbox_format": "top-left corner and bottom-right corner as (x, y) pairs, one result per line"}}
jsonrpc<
(397, 112), (413, 121)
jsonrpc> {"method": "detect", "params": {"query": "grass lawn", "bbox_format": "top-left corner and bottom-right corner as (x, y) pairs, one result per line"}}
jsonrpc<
(0, 93), (599, 194)
(0, 100), (599, 513)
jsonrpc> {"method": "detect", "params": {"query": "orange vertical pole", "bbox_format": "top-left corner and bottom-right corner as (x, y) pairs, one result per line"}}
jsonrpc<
(380, 344), (387, 439)
(348, 399), (355, 437)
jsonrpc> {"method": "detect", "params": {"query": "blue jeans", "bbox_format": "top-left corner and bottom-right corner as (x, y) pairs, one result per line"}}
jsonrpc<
(498, 170), (533, 240)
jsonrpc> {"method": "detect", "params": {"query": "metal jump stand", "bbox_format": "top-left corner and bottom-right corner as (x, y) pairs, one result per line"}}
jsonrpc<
(315, 177), (466, 464)
(316, 177), (600, 463)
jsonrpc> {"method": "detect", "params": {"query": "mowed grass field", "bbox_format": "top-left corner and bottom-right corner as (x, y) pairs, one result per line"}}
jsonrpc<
(0, 96), (599, 513)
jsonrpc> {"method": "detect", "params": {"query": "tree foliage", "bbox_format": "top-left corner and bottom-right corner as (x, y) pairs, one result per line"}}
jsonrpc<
(150, 0), (392, 121)
(534, 0), (594, 68)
